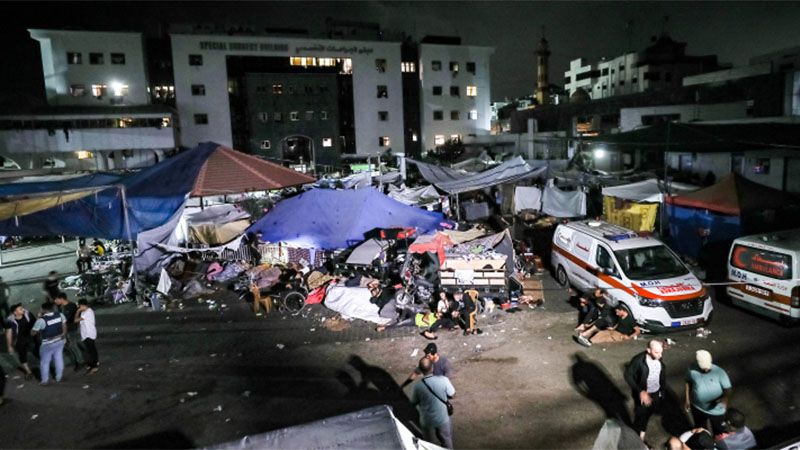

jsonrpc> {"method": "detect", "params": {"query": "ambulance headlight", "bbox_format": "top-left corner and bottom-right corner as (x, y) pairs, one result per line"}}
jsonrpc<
(637, 293), (662, 307)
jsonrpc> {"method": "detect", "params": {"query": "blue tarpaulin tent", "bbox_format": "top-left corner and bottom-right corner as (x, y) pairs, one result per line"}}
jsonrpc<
(247, 188), (445, 249)
(0, 142), (218, 239)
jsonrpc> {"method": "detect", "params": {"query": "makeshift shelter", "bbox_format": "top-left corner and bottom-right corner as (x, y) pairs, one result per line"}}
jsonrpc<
(541, 185), (587, 218)
(387, 184), (440, 206)
(183, 204), (251, 245)
(247, 188), (444, 250)
(665, 173), (800, 259)
(206, 405), (444, 450)
(431, 156), (547, 195)
(601, 179), (698, 232)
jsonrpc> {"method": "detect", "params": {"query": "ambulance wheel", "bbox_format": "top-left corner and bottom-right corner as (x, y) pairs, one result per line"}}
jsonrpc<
(556, 265), (569, 287)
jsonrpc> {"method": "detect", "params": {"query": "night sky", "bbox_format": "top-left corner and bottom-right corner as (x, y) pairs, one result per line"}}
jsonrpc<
(2, 1), (800, 104)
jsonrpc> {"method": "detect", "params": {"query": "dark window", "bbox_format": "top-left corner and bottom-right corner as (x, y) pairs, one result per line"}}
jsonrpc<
(779, 62), (796, 71)
(67, 52), (82, 64)
(258, 112), (269, 123)
(320, 111), (328, 120)
(305, 85), (314, 94)
(611, 69), (615, 74)
(450, 61), (459, 72)
(69, 84), (86, 97)
(433, 110), (443, 121)
(644, 71), (660, 81)
(576, 70), (598, 81)
(189, 54), (203, 66)
(305, 111), (314, 121)
(565, 76), (572, 84)
(433, 86), (442, 96)
(378, 111), (388, 121)
(377, 85), (388, 98)
(602, 68), (609, 75)
(619, 80), (625, 86)
(665, 72), (672, 82)
(288, 86), (296, 94)
(110, 53), (125, 65)
(375, 58), (386, 73)
(466, 62), (476, 74)
(619, 64), (625, 70)
(632, 77), (638, 83)
(432, 60), (441, 71)
(450, 86), (460, 97)
(450, 110), (460, 120)
(194, 114), (208, 125)
(89, 53), (104, 65)
(191, 84), (205, 96)
(274, 112), (283, 122)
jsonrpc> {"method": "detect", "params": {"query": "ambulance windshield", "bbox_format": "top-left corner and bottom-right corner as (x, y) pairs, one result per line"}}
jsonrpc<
(614, 245), (689, 280)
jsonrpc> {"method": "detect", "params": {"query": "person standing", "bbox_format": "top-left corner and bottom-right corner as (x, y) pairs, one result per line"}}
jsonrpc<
(401, 343), (453, 388)
(54, 293), (83, 372)
(410, 357), (456, 449)
(5, 303), (35, 380)
(31, 302), (67, 385)
(75, 299), (98, 373)
(685, 350), (732, 435)
(624, 339), (667, 442)
(43, 271), (60, 301)
(0, 276), (10, 318)
(76, 243), (93, 273)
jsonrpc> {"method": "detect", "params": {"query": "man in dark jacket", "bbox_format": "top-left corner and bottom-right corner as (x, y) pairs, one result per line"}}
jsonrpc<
(624, 339), (666, 442)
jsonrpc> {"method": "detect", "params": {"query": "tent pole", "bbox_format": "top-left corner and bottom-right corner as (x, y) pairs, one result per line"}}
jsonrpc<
(120, 185), (139, 306)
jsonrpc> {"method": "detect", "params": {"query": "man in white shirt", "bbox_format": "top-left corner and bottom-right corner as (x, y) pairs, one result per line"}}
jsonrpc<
(75, 299), (99, 374)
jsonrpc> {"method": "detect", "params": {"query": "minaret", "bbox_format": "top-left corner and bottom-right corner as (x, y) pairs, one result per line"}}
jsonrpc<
(535, 26), (551, 105)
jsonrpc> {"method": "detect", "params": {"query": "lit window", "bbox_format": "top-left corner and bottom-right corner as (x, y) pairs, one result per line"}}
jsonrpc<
(401, 62), (416, 72)
(432, 60), (441, 71)
(468, 109), (478, 120)
(433, 110), (443, 121)
(290, 111), (299, 121)
(321, 111), (328, 120)
(91, 84), (107, 98)
(450, 61), (459, 72)
(434, 135), (445, 145)
(76, 151), (93, 160)
(272, 84), (283, 94)
(194, 114), (208, 125)
(305, 111), (314, 121)
(375, 58), (387, 73)
(340, 58), (353, 74)
(451, 111), (460, 120)
(70, 84), (86, 97)
(322, 137), (333, 147)
(450, 134), (461, 141)
(274, 112), (283, 122)
(189, 54), (203, 66)
(318, 57), (336, 66)
(258, 112), (269, 123)
(433, 86), (442, 96)
(67, 52), (82, 64)
(466, 86), (477, 97)
(111, 53), (125, 65)
(450, 86), (460, 97)
(191, 84), (205, 96)
(379, 136), (390, 147)
(260, 140), (271, 150)
(377, 85), (388, 98)
(89, 53), (103, 65)
(111, 83), (129, 97)
(466, 62), (476, 74)
(378, 111), (388, 121)
(412, 132), (418, 142)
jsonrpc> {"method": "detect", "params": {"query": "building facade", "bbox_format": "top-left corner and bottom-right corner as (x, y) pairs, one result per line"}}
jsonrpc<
(418, 43), (493, 153)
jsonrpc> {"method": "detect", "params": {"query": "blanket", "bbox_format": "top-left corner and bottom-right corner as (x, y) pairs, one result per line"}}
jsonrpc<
(323, 286), (392, 325)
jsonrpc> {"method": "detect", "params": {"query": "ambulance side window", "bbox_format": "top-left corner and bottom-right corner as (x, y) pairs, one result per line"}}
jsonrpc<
(596, 245), (618, 276)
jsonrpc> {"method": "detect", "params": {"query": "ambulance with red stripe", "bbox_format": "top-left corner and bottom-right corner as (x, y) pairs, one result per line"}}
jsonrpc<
(551, 220), (712, 332)
(726, 231), (800, 324)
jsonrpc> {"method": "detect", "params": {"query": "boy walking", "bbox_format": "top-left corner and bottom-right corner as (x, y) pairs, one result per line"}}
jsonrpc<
(76, 299), (98, 373)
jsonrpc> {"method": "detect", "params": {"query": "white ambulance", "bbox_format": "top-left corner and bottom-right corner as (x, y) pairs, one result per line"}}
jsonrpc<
(726, 230), (800, 324)
(551, 220), (713, 332)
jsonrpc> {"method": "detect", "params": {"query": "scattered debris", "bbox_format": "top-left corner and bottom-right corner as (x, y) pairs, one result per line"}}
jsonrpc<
(242, 390), (251, 398)
(309, 328), (316, 332)
(17, 384), (24, 389)
(213, 405), (223, 412)
(187, 391), (198, 397)
(31, 414), (38, 420)
(410, 348), (419, 357)
(276, 344), (285, 350)
(83, 385), (90, 389)
(365, 338), (371, 342)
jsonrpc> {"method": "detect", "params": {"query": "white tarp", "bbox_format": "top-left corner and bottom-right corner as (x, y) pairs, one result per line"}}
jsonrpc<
(135, 201), (186, 277)
(601, 179), (699, 203)
(206, 405), (444, 450)
(323, 286), (392, 325)
(542, 185), (587, 218)
(514, 186), (543, 212)
(346, 239), (390, 265)
(407, 159), (475, 185)
(592, 419), (648, 450)
(156, 268), (173, 295)
(186, 204), (250, 224)
(434, 156), (547, 195)
(387, 185), (440, 205)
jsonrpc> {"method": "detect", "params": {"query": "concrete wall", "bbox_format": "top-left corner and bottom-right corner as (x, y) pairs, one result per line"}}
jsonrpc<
(29, 29), (149, 106)
(170, 34), (404, 156)
(619, 102), (749, 132)
(667, 148), (800, 191)
(682, 63), (772, 87)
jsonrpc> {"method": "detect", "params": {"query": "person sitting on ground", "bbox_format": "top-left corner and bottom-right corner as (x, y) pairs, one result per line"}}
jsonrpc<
(402, 343), (453, 388)
(715, 408), (757, 449)
(666, 428), (716, 450)
(574, 295), (599, 332)
(575, 290), (616, 347)
(420, 292), (460, 340)
(416, 312), (439, 339)
(91, 239), (106, 257)
(589, 305), (641, 344)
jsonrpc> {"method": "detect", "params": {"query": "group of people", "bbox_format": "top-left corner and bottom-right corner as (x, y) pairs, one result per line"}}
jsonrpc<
(1, 291), (99, 406)
(572, 287), (641, 346)
(76, 238), (107, 274)
(625, 340), (756, 449)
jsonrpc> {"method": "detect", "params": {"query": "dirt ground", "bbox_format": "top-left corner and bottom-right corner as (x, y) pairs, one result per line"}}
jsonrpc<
(2, 246), (800, 449)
